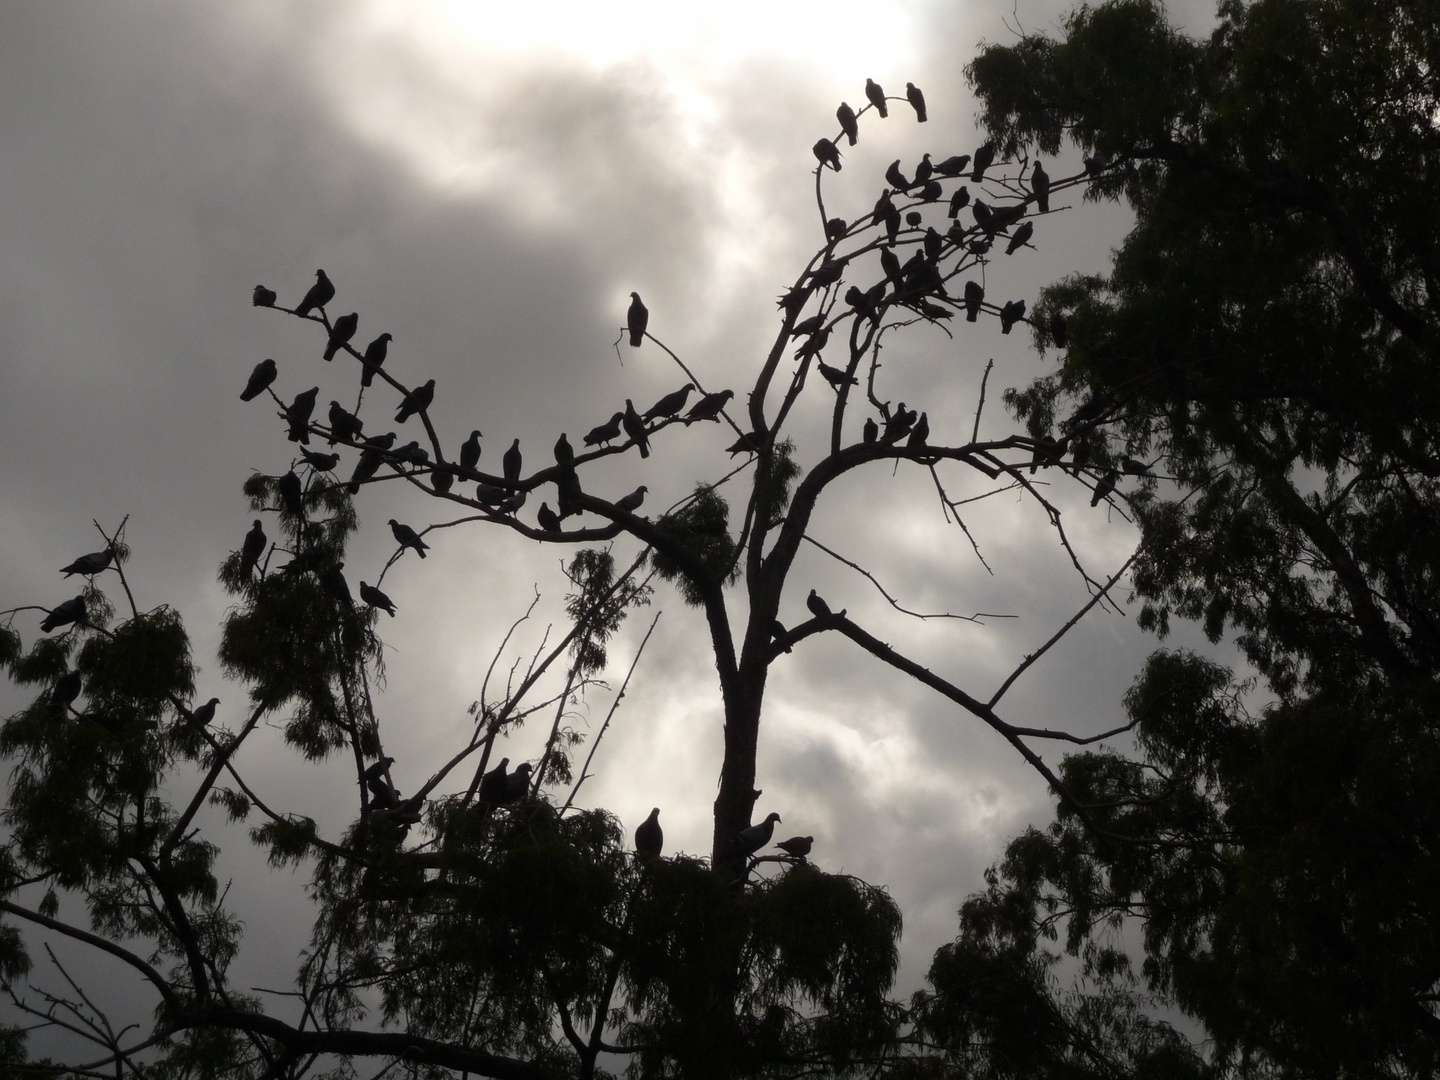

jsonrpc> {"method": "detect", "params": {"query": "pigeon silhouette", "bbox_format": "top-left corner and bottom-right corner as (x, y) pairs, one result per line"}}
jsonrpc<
(554, 433), (575, 465)
(301, 448), (340, 472)
(320, 563), (352, 606)
(623, 400), (650, 458)
(60, 548), (113, 577)
(277, 471), (304, 516)
(685, 389), (733, 423)
(252, 285), (276, 307)
(240, 358), (277, 401)
(360, 332), (392, 387)
(294, 270), (334, 317)
(812, 138), (843, 172)
(536, 502), (562, 532)
(459, 429), (483, 473)
(584, 412), (624, 447)
(905, 82), (927, 122)
(963, 281), (984, 321)
(359, 581), (396, 616)
(1000, 299), (1027, 334)
(614, 485), (647, 514)
(635, 808), (663, 858)
(328, 401), (363, 445)
(324, 312), (358, 361)
(51, 670), (82, 711)
(389, 519), (430, 559)
(864, 78), (888, 117)
(627, 292), (649, 347)
(775, 835), (813, 858)
(286, 386), (320, 444)
(40, 595), (86, 633)
(240, 520), (266, 577)
(395, 379), (435, 424)
(1005, 221), (1034, 255)
(948, 185), (971, 218)
(934, 154), (970, 177)
(836, 101), (858, 146)
(503, 438), (523, 483)
(348, 447), (385, 494)
(736, 812), (782, 856)
(970, 141), (996, 182)
(1031, 160), (1050, 213)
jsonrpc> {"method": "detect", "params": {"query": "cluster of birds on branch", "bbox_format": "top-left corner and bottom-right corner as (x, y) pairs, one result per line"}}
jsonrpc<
(632, 806), (813, 865)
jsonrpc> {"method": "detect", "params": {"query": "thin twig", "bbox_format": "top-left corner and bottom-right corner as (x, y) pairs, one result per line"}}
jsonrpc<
(971, 359), (994, 443)
(801, 535), (1012, 622)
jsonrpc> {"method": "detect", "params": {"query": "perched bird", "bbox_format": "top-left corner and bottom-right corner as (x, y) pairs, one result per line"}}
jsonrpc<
(459, 430), (483, 473)
(775, 835), (813, 858)
(776, 285), (812, 315)
(736, 812), (782, 856)
(51, 670), (83, 712)
(1005, 220), (1034, 255)
(365, 431), (397, 450)
(240, 358), (278, 402)
(584, 413), (624, 448)
(363, 757), (395, 784)
(646, 384), (695, 422)
(392, 440), (429, 468)
(810, 258), (846, 286)
(41, 595), (86, 633)
(554, 433), (574, 465)
(880, 247), (902, 282)
(627, 292), (649, 347)
(502, 438), (523, 483)
(1091, 471), (1119, 507)
(301, 448), (340, 472)
(1121, 457), (1154, 476)
(500, 491), (528, 514)
(60, 547), (113, 577)
(1083, 154), (1111, 175)
(360, 332), (392, 387)
(555, 464), (583, 518)
(906, 412), (930, 448)
(286, 386), (320, 444)
(389, 519), (430, 559)
(277, 471), (304, 516)
(1030, 434), (1067, 474)
(1000, 299), (1027, 334)
(970, 141), (996, 182)
(791, 314), (824, 338)
(885, 159), (910, 191)
(294, 270), (335, 317)
(431, 464), (454, 494)
(806, 589), (832, 619)
(614, 485), (648, 514)
(536, 502), (562, 532)
(963, 281), (984, 322)
(505, 762), (533, 802)
(906, 210), (924, 227)
(478, 758), (510, 806)
(328, 401), (363, 445)
(1049, 312), (1069, 348)
(920, 179), (943, 202)
(972, 200), (996, 232)
(812, 138), (843, 172)
(825, 217), (847, 242)
(914, 152), (933, 184)
(190, 697), (220, 726)
(919, 301), (953, 321)
(836, 101), (858, 146)
(880, 201), (902, 242)
(323, 312), (358, 361)
(816, 361), (857, 389)
(395, 379), (435, 424)
(348, 447), (385, 494)
(924, 226), (943, 260)
(360, 581), (396, 616)
(320, 562), (352, 606)
(252, 285), (277, 307)
(685, 389), (734, 424)
(474, 483), (508, 507)
(947, 185), (971, 218)
(864, 77), (888, 117)
(883, 404), (917, 442)
(622, 400), (650, 458)
(239, 520), (266, 577)
(635, 808), (663, 858)
(934, 154), (970, 177)
(905, 82), (927, 122)
(727, 431), (762, 456)
(1031, 160), (1050, 213)
(862, 417), (879, 444)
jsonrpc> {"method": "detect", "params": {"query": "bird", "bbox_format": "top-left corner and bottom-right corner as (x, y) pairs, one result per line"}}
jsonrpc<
(348, 447), (385, 494)
(836, 101), (858, 145)
(812, 138), (842, 172)
(301, 448), (340, 472)
(627, 292), (649, 347)
(554, 433), (574, 465)
(1031, 160), (1050, 213)
(906, 412), (930, 448)
(252, 285), (277, 307)
(391, 440), (429, 467)
(239, 520), (266, 577)
(1000, 299), (1027, 334)
(880, 247), (902, 282)
(806, 589), (832, 619)
(685, 389), (734, 424)
(41, 595), (86, 633)
(862, 417), (879, 444)
(1005, 220), (1035, 255)
(320, 563), (352, 606)
(277, 471), (304, 516)
(905, 82), (927, 121)
(365, 431), (397, 450)
(51, 670), (82, 712)
(645, 383), (696, 422)
(919, 302), (953, 321)
(240, 358), (277, 401)
(736, 812), (782, 856)
(504, 762), (533, 802)
(970, 141), (996, 182)
(323, 312), (358, 361)
(327, 401), (363, 446)
(359, 581), (396, 616)
(60, 547), (113, 577)
(395, 379), (435, 424)
(727, 431), (762, 456)
(816, 361), (857, 389)
(883, 404), (917, 442)
(622, 400), (650, 458)
(1050, 312), (1069, 348)
(474, 483), (508, 506)
(363, 757), (395, 786)
(584, 413), (624, 448)
(431, 464), (454, 494)
(920, 179), (943, 202)
(503, 438), (523, 483)
(947, 185), (971, 218)
(389, 519), (430, 559)
(972, 200), (996, 232)
(190, 697), (220, 726)
(775, 835), (813, 858)
(459, 430), (483, 473)
(924, 226), (943, 261)
(794, 325), (830, 360)
(824, 216), (847, 241)
(286, 386), (320, 444)
(555, 466), (583, 518)
(1121, 457), (1154, 476)
(864, 78), (888, 117)
(635, 808), (663, 858)
(1030, 434), (1067, 474)
(1091, 471), (1119, 506)
(478, 758), (510, 806)
(810, 258), (846, 286)
(963, 281), (984, 322)
(536, 502), (562, 532)
(791, 314), (824, 338)
(294, 270), (335, 317)
(934, 154), (970, 176)
(914, 153), (934, 186)
(614, 485), (647, 514)
(885, 159), (910, 191)
(360, 332), (392, 387)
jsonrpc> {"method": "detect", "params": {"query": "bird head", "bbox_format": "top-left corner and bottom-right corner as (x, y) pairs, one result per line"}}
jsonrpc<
(767, 812), (782, 825)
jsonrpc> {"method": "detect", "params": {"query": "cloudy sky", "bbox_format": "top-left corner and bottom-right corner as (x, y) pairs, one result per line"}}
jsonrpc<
(0, 0), (1226, 1027)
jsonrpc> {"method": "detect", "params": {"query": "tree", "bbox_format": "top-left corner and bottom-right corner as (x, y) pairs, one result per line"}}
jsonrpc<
(916, 0), (1440, 1074)
(0, 73), (1147, 1078)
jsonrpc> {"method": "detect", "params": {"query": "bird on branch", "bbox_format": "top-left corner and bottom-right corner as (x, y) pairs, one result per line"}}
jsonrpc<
(623, 400), (650, 458)
(812, 138), (843, 172)
(685, 389), (733, 423)
(323, 312), (358, 361)
(614, 485), (648, 514)
(644, 383), (695, 422)
(294, 269), (334, 317)
(41, 595), (86, 633)
(736, 812), (782, 856)
(388, 519), (430, 559)
(836, 102), (858, 146)
(864, 78), (888, 117)
(240, 358), (277, 402)
(239, 520), (266, 577)
(905, 82), (927, 121)
(775, 835), (813, 859)
(584, 413), (624, 448)
(360, 332), (391, 387)
(252, 285), (276, 307)
(635, 808), (663, 858)
(627, 292), (648, 347)
(970, 141), (995, 182)
(60, 547), (114, 577)
(395, 379), (435, 424)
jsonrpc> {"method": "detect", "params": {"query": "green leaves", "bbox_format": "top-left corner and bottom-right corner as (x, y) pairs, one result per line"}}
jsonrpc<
(651, 486), (739, 606)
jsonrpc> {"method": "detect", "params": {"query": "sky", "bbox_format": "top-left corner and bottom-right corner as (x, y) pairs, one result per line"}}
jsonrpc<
(0, 0), (1227, 1045)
